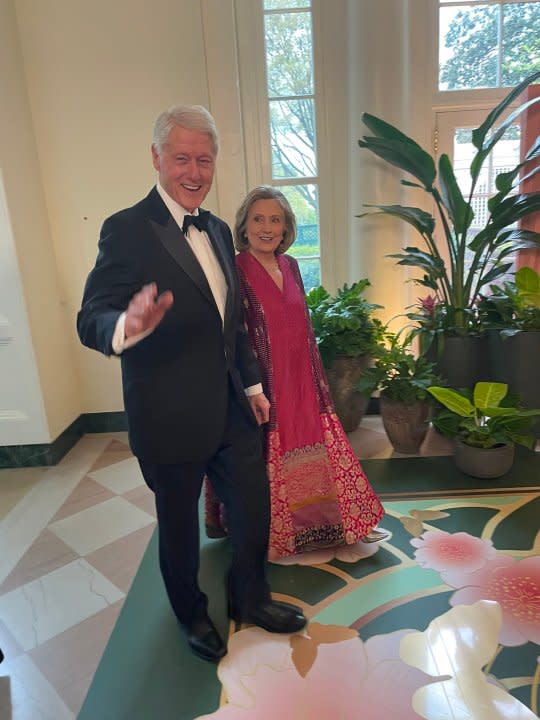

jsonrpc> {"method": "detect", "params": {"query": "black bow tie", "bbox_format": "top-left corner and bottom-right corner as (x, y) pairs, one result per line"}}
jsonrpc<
(182, 210), (210, 234)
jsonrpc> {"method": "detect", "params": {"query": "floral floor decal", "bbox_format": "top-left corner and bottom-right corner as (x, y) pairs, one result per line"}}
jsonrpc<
(198, 491), (540, 719)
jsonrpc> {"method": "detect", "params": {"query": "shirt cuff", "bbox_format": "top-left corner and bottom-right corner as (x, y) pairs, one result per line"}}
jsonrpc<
(244, 383), (263, 397)
(112, 312), (154, 355)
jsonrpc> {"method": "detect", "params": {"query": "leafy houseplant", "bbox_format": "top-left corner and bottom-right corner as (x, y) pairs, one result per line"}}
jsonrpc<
(478, 265), (540, 335)
(357, 70), (540, 341)
(306, 280), (383, 368)
(427, 382), (540, 478)
(306, 280), (384, 431)
(356, 331), (441, 453)
(356, 331), (440, 405)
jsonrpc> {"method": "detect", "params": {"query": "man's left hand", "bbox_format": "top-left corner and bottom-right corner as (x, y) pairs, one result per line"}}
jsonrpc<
(248, 393), (270, 425)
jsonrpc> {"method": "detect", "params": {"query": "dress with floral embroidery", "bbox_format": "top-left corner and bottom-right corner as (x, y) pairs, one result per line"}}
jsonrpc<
(205, 251), (384, 559)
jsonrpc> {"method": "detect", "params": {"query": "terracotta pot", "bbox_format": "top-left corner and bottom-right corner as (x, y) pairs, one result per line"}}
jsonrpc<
(326, 354), (370, 432)
(454, 439), (514, 479)
(380, 395), (431, 454)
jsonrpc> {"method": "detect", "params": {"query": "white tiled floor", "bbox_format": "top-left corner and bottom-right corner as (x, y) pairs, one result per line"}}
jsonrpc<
(0, 560), (124, 651)
(48, 495), (154, 556)
(87, 456), (145, 494)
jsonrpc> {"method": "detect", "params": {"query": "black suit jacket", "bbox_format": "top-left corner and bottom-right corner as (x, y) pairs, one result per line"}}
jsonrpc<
(77, 187), (260, 463)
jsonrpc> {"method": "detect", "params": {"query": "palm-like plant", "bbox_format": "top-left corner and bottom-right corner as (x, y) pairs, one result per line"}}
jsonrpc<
(358, 70), (540, 336)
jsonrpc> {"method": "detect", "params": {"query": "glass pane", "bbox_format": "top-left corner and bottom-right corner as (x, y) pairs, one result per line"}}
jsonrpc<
(279, 183), (319, 238)
(264, 12), (313, 97)
(269, 98), (317, 178)
(501, 3), (540, 87)
(439, 4), (499, 91)
(264, 0), (311, 8)
(296, 258), (320, 290)
(278, 184), (320, 289)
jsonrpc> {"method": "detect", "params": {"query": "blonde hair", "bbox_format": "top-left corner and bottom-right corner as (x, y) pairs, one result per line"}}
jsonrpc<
(234, 186), (297, 253)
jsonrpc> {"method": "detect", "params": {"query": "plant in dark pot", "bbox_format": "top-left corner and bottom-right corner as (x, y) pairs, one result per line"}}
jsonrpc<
(427, 381), (540, 479)
(357, 70), (540, 389)
(356, 330), (441, 453)
(478, 266), (540, 440)
(306, 279), (384, 431)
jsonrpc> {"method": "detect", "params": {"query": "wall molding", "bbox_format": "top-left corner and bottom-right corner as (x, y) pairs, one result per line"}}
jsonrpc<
(0, 412), (128, 468)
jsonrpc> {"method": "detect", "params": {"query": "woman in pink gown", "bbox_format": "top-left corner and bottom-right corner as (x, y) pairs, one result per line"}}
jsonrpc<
(206, 186), (386, 560)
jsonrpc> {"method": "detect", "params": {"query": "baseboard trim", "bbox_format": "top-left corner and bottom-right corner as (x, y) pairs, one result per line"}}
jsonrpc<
(0, 412), (128, 468)
(1, 400), (380, 469)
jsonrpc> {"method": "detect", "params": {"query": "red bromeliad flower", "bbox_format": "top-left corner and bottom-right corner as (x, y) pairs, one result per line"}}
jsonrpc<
(418, 295), (439, 317)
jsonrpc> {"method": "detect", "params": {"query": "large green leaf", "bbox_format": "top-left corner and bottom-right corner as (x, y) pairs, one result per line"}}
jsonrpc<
(359, 204), (436, 236)
(438, 154), (474, 234)
(481, 96), (540, 155)
(362, 113), (420, 146)
(391, 246), (443, 270)
(515, 266), (540, 294)
(471, 69), (540, 150)
(473, 382), (507, 409)
(477, 263), (514, 288)
(358, 136), (436, 188)
(427, 386), (475, 416)
(490, 192), (540, 231)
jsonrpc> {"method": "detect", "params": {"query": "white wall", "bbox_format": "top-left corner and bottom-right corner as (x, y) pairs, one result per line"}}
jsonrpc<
(0, 0), (79, 444)
(347, 0), (432, 327)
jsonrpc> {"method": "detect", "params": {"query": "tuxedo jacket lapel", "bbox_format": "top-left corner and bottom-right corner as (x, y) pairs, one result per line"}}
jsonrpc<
(149, 214), (217, 310)
(205, 217), (235, 327)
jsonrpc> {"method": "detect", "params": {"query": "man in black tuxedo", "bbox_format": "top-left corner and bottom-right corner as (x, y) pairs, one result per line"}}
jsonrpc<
(77, 105), (306, 662)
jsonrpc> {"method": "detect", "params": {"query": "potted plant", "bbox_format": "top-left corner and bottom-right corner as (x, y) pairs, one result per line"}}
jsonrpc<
(357, 70), (540, 388)
(479, 265), (540, 438)
(427, 381), (540, 479)
(356, 331), (441, 453)
(306, 279), (384, 431)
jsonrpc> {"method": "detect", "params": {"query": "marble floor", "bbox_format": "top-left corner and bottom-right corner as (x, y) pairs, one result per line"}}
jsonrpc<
(0, 419), (511, 719)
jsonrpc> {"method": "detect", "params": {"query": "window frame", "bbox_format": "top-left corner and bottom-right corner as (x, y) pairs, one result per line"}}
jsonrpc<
(234, 0), (346, 291)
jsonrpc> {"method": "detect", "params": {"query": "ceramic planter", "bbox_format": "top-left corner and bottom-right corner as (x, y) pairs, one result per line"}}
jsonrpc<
(379, 395), (431, 454)
(454, 439), (514, 479)
(427, 334), (491, 390)
(488, 330), (540, 441)
(326, 354), (370, 432)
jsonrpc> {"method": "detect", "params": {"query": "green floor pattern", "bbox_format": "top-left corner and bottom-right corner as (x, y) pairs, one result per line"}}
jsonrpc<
(78, 452), (540, 720)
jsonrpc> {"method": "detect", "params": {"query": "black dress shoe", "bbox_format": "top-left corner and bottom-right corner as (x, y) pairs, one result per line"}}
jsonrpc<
(229, 599), (307, 634)
(183, 615), (227, 662)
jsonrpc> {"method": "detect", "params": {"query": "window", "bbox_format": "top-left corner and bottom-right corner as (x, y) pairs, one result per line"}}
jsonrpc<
(262, 0), (321, 290)
(439, 1), (540, 91)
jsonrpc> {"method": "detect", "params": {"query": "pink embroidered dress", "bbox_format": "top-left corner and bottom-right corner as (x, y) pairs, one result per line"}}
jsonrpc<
(205, 251), (384, 559)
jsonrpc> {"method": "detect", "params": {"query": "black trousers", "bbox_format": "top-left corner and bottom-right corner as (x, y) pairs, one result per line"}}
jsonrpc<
(138, 387), (271, 626)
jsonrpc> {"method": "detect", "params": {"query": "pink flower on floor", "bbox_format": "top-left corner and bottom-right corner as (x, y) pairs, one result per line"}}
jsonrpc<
(196, 624), (435, 719)
(450, 556), (540, 647)
(411, 530), (497, 586)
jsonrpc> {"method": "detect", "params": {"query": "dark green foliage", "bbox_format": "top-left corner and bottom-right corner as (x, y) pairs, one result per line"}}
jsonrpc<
(428, 382), (540, 449)
(306, 280), (384, 368)
(356, 331), (442, 405)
